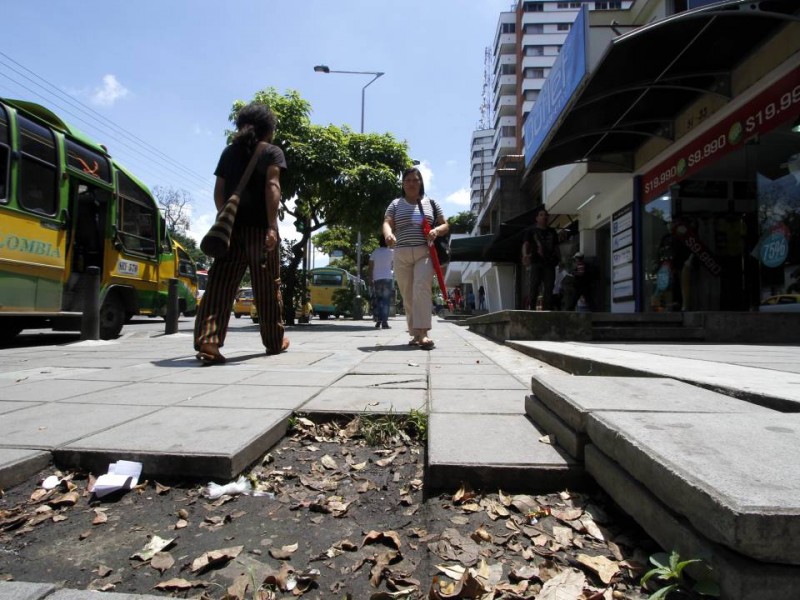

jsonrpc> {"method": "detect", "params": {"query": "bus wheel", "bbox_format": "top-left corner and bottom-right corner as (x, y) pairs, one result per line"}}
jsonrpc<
(100, 294), (125, 340)
(318, 312), (330, 320)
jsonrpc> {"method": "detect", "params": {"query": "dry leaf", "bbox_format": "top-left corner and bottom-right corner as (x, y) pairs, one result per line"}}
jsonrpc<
(177, 508), (189, 519)
(150, 551), (175, 574)
(269, 542), (299, 560)
(154, 482), (171, 495)
(576, 553), (619, 584)
(49, 491), (79, 507)
(190, 545), (243, 573)
(538, 434), (556, 444)
(320, 455), (338, 470)
(92, 509), (108, 525)
(94, 564), (113, 578)
(175, 518), (188, 529)
(452, 483), (476, 504)
(375, 454), (397, 468)
(363, 530), (402, 550)
(580, 516), (605, 541)
(510, 494), (538, 514)
(538, 568), (586, 600)
(154, 577), (200, 591)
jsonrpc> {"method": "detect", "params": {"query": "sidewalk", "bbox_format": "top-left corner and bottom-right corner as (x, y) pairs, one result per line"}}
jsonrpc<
(2, 317), (800, 599)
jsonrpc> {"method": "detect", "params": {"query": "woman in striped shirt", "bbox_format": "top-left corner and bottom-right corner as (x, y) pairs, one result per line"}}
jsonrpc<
(382, 167), (449, 350)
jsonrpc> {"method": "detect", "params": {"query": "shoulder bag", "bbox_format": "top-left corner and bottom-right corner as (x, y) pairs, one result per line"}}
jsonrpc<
(200, 141), (267, 259)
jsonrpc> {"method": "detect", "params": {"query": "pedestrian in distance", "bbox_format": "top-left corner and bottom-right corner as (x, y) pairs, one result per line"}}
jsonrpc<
(478, 285), (486, 310)
(383, 167), (449, 350)
(194, 103), (289, 364)
(368, 236), (393, 329)
(521, 205), (560, 310)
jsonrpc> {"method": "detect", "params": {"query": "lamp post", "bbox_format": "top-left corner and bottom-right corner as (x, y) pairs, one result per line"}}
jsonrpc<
(314, 64), (385, 320)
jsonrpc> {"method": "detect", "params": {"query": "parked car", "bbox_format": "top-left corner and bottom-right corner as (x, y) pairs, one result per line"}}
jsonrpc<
(759, 294), (800, 312)
(233, 288), (254, 318)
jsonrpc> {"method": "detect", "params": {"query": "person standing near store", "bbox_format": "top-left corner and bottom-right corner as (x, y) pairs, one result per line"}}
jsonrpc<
(383, 167), (449, 350)
(194, 103), (288, 364)
(521, 206), (560, 310)
(478, 285), (486, 311)
(368, 236), (393, 329)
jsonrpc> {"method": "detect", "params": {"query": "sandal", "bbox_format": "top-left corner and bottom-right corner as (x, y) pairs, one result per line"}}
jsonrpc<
(408, 339), (420, 346)
(196, 344), (226, 365)
(267, 337), (290, 355)
(419, 338), (435, 350)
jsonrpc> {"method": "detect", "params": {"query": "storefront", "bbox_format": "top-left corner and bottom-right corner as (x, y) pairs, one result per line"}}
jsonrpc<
(521, 0), (800, 314)
(639, 65), (800, 312)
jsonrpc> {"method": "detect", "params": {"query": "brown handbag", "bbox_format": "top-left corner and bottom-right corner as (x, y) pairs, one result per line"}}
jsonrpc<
(200, 141), (267, 258)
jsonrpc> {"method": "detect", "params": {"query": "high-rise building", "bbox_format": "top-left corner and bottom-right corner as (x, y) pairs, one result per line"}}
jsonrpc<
(461, 1), (631, 309)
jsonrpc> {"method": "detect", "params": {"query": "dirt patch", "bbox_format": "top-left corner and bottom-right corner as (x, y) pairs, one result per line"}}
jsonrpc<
(1, 416), (657, 599)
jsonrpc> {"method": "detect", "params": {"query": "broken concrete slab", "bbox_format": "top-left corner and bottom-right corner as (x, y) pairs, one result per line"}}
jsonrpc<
(587, 411), (800, 565)
(299, 387), (427, 414)
(0, 581), (56, 600)
(586, 444), (800, 600)
(531, 374), (771, 433)
(525, 395), (585, 459)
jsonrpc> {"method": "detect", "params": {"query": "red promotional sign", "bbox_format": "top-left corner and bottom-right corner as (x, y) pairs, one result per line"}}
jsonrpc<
(641, 66), (800, 202)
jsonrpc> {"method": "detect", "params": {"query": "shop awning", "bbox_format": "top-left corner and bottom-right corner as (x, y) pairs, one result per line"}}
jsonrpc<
(526, 0), (800, 175)
(451, 221), (533, 263)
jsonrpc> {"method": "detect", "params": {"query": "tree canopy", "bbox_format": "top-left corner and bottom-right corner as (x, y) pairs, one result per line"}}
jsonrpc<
(227, 88), (413, 321)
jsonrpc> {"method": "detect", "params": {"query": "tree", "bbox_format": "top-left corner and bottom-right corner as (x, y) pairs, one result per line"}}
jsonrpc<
(153, 186), (192, 234)
(449, 210), (477, 234)
(227, 88), (412, 323)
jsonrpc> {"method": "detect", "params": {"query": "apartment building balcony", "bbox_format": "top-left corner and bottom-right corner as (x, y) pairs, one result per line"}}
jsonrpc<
(494, 33), (516, 55)
(494, 95), (516, 117)
(493, 51), (516, 74)
(493, 74), (516, 96)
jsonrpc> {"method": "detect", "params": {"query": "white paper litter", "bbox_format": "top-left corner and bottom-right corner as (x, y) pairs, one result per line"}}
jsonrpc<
(41, 475), (61, 490)
(93, 460), (143, 498)
(204, 475), (252, 499)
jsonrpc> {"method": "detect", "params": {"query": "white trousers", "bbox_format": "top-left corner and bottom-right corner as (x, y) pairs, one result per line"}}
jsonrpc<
(393, 245), (434, 335)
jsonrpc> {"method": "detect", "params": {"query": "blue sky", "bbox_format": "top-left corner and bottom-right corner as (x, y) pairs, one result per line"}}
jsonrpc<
(1, 1), (508, 257)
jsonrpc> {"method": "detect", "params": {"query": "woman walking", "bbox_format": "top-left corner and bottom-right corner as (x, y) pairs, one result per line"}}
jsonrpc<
(382, 167), (449, 350)
(194, 103), (289, 364)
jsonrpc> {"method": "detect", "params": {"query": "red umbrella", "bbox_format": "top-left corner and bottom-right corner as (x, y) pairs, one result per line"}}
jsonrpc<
(422, 220), (448, 303)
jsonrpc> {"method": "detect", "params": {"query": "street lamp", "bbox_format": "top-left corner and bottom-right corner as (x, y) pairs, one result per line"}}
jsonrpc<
(314, 64), (385, 320)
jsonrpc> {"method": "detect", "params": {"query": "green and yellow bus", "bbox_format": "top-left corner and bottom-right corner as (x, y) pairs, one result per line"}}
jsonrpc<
(309, 266), (368, 320)
(0, 97), (193, 342)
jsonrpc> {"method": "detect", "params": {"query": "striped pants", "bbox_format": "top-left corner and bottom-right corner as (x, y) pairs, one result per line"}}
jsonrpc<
(194, 226), (284, 353)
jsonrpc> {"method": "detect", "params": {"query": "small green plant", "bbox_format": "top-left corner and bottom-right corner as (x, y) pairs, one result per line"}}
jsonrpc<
(641, 551), (720, 599)
(357, 409), (428, 446)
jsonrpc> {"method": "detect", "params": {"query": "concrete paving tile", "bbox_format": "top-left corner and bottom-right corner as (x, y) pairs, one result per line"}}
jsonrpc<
(0, 581), (56, 600)
(179, 384), (322, 409)
(0, 403), (157, 448)
(351, 362), (430, 375)
(0, 400), (41, 414)
(145, 366), (270, 385)
(0, 367), (102, 384)
(55, 382), (225, 406)
(587, 412), (800, 565)
(430, 372), (526, 390)
(428, 413), (575, 467)
(0, 379), (124, 402)
(427, 413), (582, 493)
(49, 588), (168, 599)
(242, 370), (342, 387)
(300, 387), (427, 413)
(0, 448), (51, 489)
(57, 406), (291, 480)
(53, 364), (184, 382)
(532, 374), (771, 433)
(331, 373), (427, 389)
(428, 362), (505, 374)
(430, 389), (526, 414)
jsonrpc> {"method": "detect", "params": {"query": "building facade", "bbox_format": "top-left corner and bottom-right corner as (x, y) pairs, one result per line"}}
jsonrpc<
(454, 0), (800, 318)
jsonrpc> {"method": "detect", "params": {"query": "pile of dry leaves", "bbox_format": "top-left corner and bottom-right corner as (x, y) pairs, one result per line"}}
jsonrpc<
(0, 416), (657, 599)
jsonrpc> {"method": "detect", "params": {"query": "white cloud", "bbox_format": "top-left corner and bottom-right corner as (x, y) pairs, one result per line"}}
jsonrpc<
(91, 74), (129, 107)
(192, 123), (213, 136)
(445, 187), (471, 207)
(416, 161), (434, 190)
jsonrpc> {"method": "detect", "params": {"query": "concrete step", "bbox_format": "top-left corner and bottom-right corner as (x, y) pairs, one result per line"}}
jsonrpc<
(591, 326), (705, 341)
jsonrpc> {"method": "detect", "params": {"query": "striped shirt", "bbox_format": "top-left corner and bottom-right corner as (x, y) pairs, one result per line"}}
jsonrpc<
(386, 196), (443, 248)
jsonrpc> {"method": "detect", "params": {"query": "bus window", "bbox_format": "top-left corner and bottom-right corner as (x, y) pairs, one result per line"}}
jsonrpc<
(117, 171), (158, 256)
(0, 106), (9, 203)
(312, 272), (344, 286)
(177, 247), (197, 281)
(17, 114), (58, 216)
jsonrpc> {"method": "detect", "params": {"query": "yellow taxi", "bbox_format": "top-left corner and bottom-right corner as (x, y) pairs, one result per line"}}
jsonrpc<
(233, 287), (254, 318)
